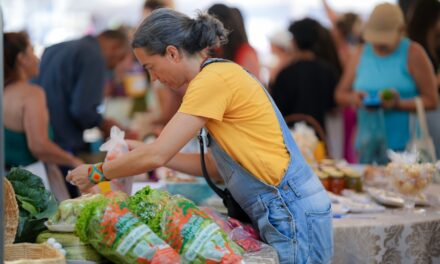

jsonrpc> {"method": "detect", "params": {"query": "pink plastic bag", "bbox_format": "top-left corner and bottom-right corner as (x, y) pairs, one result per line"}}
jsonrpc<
(202, 207), (263, 252)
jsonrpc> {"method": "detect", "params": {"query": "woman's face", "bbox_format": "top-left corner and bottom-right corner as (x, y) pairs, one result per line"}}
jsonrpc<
(133, 46), (187, 91)
(19, 45), (39, 78)
(371, 31), (402, 56)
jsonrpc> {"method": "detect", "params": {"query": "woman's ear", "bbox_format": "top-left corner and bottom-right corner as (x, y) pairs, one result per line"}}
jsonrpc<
(165, 45), (181, 63)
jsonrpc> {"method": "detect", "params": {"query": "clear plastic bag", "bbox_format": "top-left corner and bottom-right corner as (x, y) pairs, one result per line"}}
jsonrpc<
(355, 109), (388, 165)
(91, 126), (134, 194)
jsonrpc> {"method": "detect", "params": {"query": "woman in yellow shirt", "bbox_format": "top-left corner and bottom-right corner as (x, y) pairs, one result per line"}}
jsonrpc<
(68, 9), (332, 263)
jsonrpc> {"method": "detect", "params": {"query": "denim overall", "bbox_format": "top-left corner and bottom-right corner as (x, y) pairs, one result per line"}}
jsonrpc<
(201, 59), (333, 263)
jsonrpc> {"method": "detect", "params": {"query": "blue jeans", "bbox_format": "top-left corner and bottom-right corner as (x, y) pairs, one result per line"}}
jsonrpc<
(243, 168), (333, 264)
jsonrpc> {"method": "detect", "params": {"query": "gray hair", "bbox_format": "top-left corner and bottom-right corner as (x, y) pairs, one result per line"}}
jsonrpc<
(132, 8), (228, 55)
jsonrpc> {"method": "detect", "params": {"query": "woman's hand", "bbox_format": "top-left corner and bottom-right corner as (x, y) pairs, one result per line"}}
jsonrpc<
(350, 91), (367, 108)
(125, 140), (144, 151)
(66, 164), (94, 191)
(380, 89), (400, 109)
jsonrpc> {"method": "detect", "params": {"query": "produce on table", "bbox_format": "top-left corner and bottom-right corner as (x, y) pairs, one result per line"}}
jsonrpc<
(76, 195), (180, 264)
(128, 186), (244, 263)
(387, 163), (435, 195)
(127, 186), (171, 235)
(6, 168), (58, 242)
(48, 193), (105, 226)
(37, 231), (103, 262)
(160, 195), (243, 263)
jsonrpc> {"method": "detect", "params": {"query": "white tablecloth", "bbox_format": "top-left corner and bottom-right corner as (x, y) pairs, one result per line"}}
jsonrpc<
(333, 184), (440, 264)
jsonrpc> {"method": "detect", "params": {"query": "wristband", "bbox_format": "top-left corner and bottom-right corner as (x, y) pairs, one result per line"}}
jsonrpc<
(88, 162), (108, 184)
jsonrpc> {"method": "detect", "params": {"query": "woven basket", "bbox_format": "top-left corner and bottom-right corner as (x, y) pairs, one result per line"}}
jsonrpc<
(4, 179), (18, 244)
(4, 243), (66, 264)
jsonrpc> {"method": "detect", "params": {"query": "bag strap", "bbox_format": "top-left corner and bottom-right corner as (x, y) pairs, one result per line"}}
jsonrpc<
(198, 129), (225, 198)
(414, 97), (431, 139)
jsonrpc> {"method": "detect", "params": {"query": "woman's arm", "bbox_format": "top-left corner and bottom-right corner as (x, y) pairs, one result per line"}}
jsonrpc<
(322, 0), (339, 26)
(334, 46), (365, 107)
(126, 137), (222, 180)
(23, 86), (83, 167)
(68, 112), (207, 190)
(166, 151), (222, 181)
(402, 42), (439, 110)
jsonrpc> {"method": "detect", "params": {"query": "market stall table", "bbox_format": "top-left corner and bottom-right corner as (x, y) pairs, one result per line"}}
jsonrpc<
(332, 184), (440, 264)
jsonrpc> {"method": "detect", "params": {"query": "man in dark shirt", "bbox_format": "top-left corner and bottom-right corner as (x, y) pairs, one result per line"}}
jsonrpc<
(36, 30), (130, 153)
(271, 18), (338, 130)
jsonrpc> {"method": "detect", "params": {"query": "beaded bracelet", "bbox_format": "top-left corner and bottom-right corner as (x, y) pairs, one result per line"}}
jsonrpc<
(88, 162), (108, 184)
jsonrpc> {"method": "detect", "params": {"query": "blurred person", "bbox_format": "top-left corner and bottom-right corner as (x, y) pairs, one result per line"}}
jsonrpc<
(208, 4), (261, 79)
(141, 0), (182, 129)
(143, 0), (174, 18)
(311, 22), (343, 78)
(335, 3), (438, 162)
(271, 18), (338, 130)
(267, 30), (294, 86)
(35, 30), (136, 156)
(3, 32), (83, 169)
(407, 0), (440, 77)
(407, 0), (440, 158)
(322, 0), (362, 67)
(322, 0), (362, 163)
(35, 30), (138, 197)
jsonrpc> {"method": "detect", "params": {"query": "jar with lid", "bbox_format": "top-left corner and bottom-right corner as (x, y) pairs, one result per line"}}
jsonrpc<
(329, 171), (345, 195)
(315, 169), (330, 191)
(344, 171), (363, 192)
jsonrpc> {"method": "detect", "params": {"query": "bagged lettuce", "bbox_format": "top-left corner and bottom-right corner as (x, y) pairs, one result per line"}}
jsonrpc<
(127, 186), (244, 263)
(76, 196), (180, 264)
(48, 193), (104, 226)
(160, 195), (244, 263)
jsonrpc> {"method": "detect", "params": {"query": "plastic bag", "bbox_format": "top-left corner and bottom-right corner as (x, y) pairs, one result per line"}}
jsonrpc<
(76, 197), (181, 264)
(202, 207), (263, 253)
(47, 194), (105, 228)
(355, 109), (388, 165)
(290, 122), (318, 164)
(160, 195), (244, 263)
(92, 126), (134, 194)
(406, 97), (437, 163)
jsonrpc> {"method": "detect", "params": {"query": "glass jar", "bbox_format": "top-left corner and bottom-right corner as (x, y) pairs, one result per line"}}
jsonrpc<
(339, 167), (363, 192)
(315, 170), (330, 190)
(345, 174), (363, 192)
(329, 173), (345, 195)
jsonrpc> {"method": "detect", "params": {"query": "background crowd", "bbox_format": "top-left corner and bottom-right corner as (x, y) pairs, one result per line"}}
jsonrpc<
(3, 0), (440, 197)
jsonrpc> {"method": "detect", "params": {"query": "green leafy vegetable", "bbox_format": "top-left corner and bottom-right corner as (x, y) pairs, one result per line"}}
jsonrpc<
(126, 186), (170, 234)
(6, 168), (58, 242)
(75, 196), (109, 243)
(48, 194), (104, 226)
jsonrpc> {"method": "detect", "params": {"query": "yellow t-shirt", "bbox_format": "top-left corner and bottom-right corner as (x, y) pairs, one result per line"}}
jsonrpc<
(178, 62), (290, 186)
